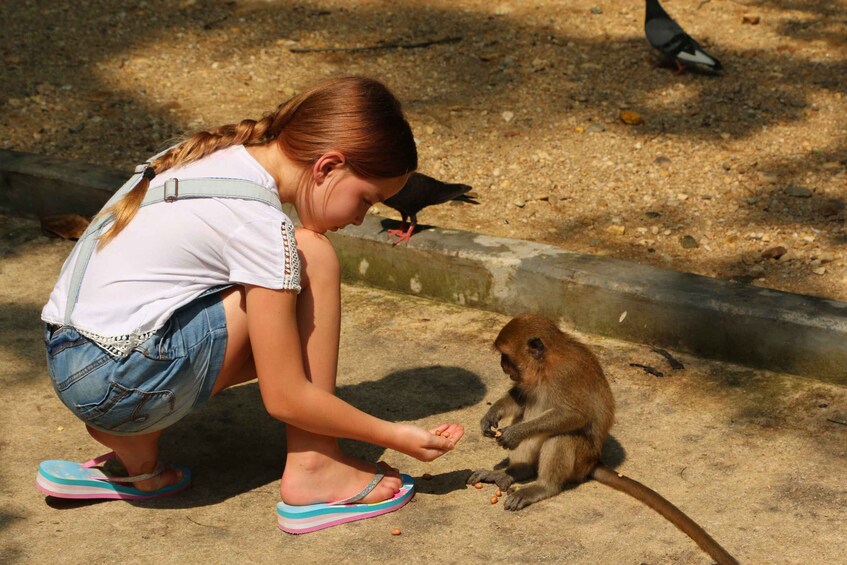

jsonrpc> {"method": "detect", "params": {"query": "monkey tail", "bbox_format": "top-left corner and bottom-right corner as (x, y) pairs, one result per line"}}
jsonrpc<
(591, 465), (739, 565)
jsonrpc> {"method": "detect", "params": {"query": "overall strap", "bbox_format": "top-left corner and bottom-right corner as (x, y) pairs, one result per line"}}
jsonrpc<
(62, 169), (283, 325)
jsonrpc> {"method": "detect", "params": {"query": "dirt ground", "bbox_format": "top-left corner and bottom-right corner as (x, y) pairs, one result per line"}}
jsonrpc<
(2, 218), (846, 564)
(1, 0), (845, 300)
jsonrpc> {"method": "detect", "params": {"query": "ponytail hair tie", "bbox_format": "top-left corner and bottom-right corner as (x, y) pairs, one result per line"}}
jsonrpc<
(142, 167), (157, 181)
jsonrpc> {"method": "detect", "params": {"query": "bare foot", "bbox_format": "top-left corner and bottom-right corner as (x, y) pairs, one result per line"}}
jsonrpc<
(280, 451), (402, 506)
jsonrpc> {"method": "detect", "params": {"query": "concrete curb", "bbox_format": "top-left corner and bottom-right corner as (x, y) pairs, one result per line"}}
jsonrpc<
(2, 148), (845, 385)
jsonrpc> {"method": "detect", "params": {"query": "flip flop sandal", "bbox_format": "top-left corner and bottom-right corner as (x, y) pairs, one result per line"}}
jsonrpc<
(36, 452), (191, 500)
(276, 467), (415, 534)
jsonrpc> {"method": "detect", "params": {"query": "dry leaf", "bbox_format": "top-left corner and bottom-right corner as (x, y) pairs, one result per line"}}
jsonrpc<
(40, 214), (90, 240)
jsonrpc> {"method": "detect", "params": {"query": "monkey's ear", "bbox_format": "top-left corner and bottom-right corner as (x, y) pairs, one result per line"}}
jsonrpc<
(527, 337), (545, 360)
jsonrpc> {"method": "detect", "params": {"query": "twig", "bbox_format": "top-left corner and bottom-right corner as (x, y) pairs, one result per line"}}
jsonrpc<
(697, 0), (711, 9)
(630, 363), (665, 377)
(827, 418), (847, 426)
(651, 347), (685, 370)
(186, 516), (219, 528)
(291, 36), (462, 53)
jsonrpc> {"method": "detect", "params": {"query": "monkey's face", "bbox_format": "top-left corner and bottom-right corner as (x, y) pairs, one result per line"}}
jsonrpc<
(499, 351), (521, 382)
(495, 315), (550, 389)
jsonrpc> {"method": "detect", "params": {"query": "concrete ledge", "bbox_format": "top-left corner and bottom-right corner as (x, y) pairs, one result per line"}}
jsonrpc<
(3, 148), (845, 384)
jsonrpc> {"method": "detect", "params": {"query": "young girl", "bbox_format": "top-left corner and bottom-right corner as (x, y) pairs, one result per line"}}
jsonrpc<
(37, 76), (464, 533)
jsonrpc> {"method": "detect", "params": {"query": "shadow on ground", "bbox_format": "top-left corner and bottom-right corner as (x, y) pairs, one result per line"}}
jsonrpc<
(39, 364), (486, 510)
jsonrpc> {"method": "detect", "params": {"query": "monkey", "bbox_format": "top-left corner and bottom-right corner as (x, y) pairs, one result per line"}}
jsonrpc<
(467, 314), (738, 565)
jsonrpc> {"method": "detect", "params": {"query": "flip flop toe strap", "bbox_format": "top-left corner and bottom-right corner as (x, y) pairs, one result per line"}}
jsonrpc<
(80, 453), (167, 484)
(334, 470), (385, 505)
(95, 461), (166, 484)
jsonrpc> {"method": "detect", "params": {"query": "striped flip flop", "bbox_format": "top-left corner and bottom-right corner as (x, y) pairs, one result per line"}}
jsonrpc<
(277, 470), (415, 534)
(36, 452), (191, 500)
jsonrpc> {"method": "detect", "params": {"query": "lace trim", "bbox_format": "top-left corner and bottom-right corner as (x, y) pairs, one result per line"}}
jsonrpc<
(281, 221), (302, 293)
(76, 327), (156, 359)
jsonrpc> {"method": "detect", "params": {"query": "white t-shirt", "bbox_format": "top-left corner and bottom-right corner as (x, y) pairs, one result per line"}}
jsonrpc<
(41, 145), (301, 355)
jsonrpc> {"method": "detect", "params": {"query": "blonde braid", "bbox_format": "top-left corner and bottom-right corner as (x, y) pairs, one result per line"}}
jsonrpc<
(97, 112), (279, 247)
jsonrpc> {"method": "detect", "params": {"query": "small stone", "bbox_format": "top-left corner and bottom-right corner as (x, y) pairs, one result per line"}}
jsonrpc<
(758, 172), (779, 184)
(742, 15), (761, 25)
(514, 199), (526, 208)
(813, 267), (826, 275)
(762, 246), (787, 260)
(606, 225), (626, 235)
(680, 235), (699, 249)
(677, 193), (689, 201)
(747, 265), (766, 278)
(501, 111), (514, 123)
(720, 132), (731, 140)
(590, 7), (603, 14)
(654, 156), (672, 167)
(784, 185), (813, 198)
(722, 162), (732, 171)
(779, 251), (796, 262)
(587, 123), (605, 134)
(818, 252), (835, 263)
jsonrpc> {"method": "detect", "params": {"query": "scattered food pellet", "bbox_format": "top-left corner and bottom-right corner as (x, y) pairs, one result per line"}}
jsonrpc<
(490, 496), (499, 504)
(495, 489), (503, 497)
(391, 528), (402, 536)
(619, 110), (643, 125)
(422, 473), (433, 480)
(435, 430), (442, 436)
(474, 482), (484, 490)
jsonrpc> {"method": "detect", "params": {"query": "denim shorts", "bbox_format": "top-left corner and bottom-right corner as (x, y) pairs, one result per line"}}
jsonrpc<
(43, 289), (229, 436)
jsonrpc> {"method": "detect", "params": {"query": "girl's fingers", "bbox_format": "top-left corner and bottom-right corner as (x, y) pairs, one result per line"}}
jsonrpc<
(430, 423), (451, 436)
(427, 423), (465, 451)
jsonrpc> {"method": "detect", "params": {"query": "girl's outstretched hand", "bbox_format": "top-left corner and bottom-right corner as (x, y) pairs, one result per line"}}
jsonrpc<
(396, 423), (465, 462)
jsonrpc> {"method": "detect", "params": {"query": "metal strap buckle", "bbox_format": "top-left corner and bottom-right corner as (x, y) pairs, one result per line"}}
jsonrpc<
(164, 178), (179, 203)
(134, 164), (148, 174)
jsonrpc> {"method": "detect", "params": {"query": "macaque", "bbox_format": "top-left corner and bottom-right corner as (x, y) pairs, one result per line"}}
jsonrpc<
(468, 314), (738, 565)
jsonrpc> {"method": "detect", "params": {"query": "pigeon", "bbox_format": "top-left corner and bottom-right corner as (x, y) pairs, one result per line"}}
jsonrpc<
(644, 0), (722, 73)
(383, 172), (478, 244)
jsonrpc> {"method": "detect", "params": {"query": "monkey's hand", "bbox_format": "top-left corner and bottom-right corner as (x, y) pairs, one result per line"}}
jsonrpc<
(495, 425), (523, 450)
(480, 412), (501, 437)
(466, 469), (514, 491)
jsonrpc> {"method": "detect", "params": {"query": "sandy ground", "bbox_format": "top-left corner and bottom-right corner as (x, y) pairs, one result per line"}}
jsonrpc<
(2, 218), (845, 564)
(1, 0), (845, 301)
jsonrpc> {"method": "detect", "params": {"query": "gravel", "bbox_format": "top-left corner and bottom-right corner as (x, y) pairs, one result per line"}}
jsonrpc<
(1, 0), (845, 299)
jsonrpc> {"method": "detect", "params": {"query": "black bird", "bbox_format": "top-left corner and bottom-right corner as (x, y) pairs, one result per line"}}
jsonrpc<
(644, 0), (722, 73)
(383, 172), (478, 244)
